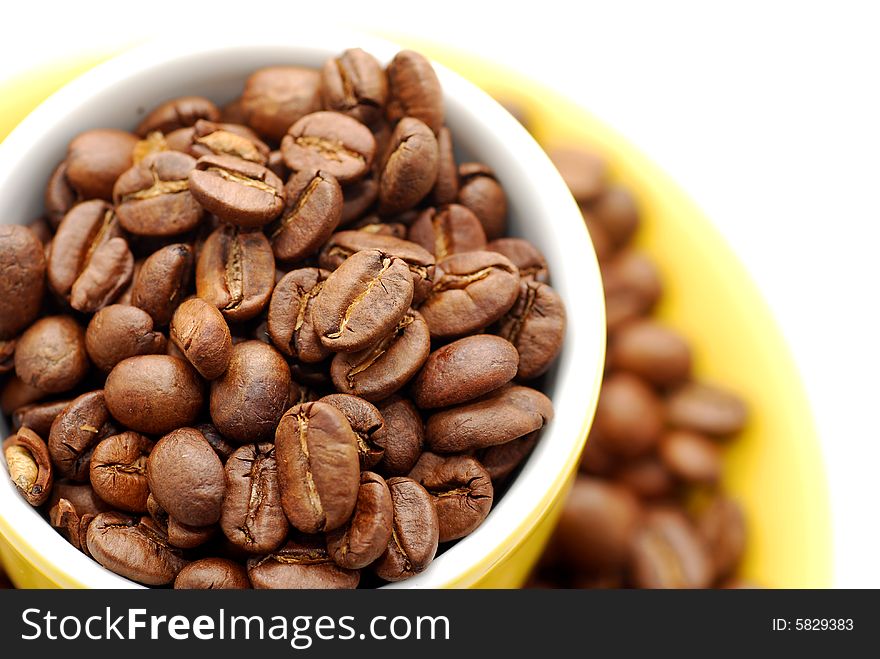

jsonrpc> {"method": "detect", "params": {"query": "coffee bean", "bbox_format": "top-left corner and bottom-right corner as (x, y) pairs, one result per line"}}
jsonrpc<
(486, 237), (549, 283)
(48, 481), (112, 517)
(431, 127), (459, 205)
(170, 297), (232, 380)
(319, 393), (387, 469)
(608, 320), (691, 387)
(194, 422), (235, 462)
(378, 117), (439, 216)
(340, 175), (378, 225)
(12, 398), (71, 438)
(132, 131), (169, 164)
(476, 431), (538, 483)
(105, 355), (204, 434)
(85, 305), (167, 373)
(0, 377), (46, 416)
(375, 396), (424, 476)
(49, 498), (89, 553)
(326, 471), (393, 569)
(592, 373), (664, 458)
(373, 477), (439, 582)
(666, 382), (748, 437)
(241, 67), (322, 141)
(174, 558), (251, 589)
(45, 161), (77, 228)
(613, 455), (676, 500)
(130, 243), (194, 326)
(267, 268), (332, 363)
(385, 50), (444, 134)
(312, 249), (414, 353)
(548, 147), (607, 203)
(5, 427), (53, 506)
(408, 204), (486, 259)
(180, 120), (270, 164)
(166, 518), (216, 550)
(601, 250), (662, 332)
(15, 316), (88, 394)
(0, 339), (14, 374)
(114, 151), (203, 236)
(275, 402), (360, 534)
(189, 154), (285, 228)
(281, 111), (376, 184)
(66, 129), (137, 200)
(321, 48), (388, 126)
(269, 169), (342, 262)
(457, 163), (508, 240)
(630, 508), (713, 589)
(697, 497), (746, 580)
(248, 539), (360, 589)
(658, 430), (721, 484)
(196, 224), (275, 323)
(411, 334), (518, 409)
(584, 185), (640, 248)
(136, 96), (220, 137)
(86, 512), (188, 585)
(48, 390), (116, 481)
(210, 341), (290, 442)
(0, 225), (46, 339)
(89, 431), (153, 513)
(495, 280), (566, 380)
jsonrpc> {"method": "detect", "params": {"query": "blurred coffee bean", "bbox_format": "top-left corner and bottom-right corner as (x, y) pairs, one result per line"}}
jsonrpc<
(667, 382), (748, 437)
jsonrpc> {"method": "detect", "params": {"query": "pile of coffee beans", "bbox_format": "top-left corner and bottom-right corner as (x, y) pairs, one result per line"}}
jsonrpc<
(0, 48), (566, 588)
(526, 143), (751, 588)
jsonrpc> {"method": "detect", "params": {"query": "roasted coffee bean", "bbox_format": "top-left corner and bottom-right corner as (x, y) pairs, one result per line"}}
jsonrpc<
(411, 334), (518, 409)
(5, 427), (53, 506)
(340, 175), (378, 225)
(409, 204), (486, 260)
(130, 243), (194, 326)
(12, 399), (71, 438)
(592, 372), (664, 458)
(194, 422), (235, 462)
(457, 163), (508, 240)
(548, 147), (607, 203)
(476, 431), (538, 483)
(105, 355), (204, 434)
(326, 471), (393, 569)
(165, 517), (214, 550)
(113, 151), (203, 236)
(0, 225), (46, 339)
(426, 385), (553, 453)
(378, 117), (439, 216)
(697, 497), (746, 580)
(351, 215), (408, 238)
(48, 390), (116, 481)
(136, 96), (220, 137)
(189, 154), (285, 228)
(89, 431), (153, 512)
(174, 558), (251, 589)
(0, 377), (46, 415)
(385, 50), (444, 134)
(321, 48), (388, 126)
(495, 280), (566, 380)
(48, 482), (112, 517)
(66, 129), (137, 200)
(601, 250), (663, 331)
(86, 512), (188, 585)
(375, 396), (424, 476)
(147, 427), (225, 527)
(248, 539), (360, 589)
(319, 394), (386, 469)
(420, 251), (520, 339)
(210, 341), (290, 442)
(275, 402), (360, 533)
(28, 216), (53, 245)
(585, 185), (639, 248)
(613, 456), (677, 500)
(241, 67), (322, 141)
(176, 120), (270, 164)
(312, 249), (414, 353)
(281, 111), (376, 184)
(667, 382), (748, 437)
(581, 208), (614, 261)
(45, 161), (77, 227)
(0, 339), (14, 374)
(630, 508), (713, 589)
(170, 297), (232, 380)
(267, 268), (332, 363)
(409, 452), (493, 542)
(608, 320), (691, 387)
(15, 316), (88, 394)
(132, 131), (169, 164)
(196, 224), (275, 323)
(269, 169), (342, 262)
(431, 127), (459, 205)
(49, 498), (88, 551)
(85, 305), (167, 373)
(658, 430), (721, 484)
(373, 477), (439, 582)
(221, 442), (288, 554)
(486, 237), (549, 283)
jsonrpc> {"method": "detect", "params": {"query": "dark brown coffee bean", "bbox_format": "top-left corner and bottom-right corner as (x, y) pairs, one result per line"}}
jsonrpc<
(196, 224), (275, 323)
(248, 539), (360, 589)
(326, 471), (393, 569)
(48, 481), (112, 517)
(281, 111), (376, 184)
(658, 430), (721, 484)
(169, 297), (232, 379)
(373, 477), (439, 582)
(241, 67), (322, 141)
(275, 402), (360, 533)
(147, 427), (225, 526)
(179, 120), (270, 164)
(136, 96), (221, 137)
(385, 50), (444, 134)
(601, 250), (663, 331)
(45, 161), (77, 228)
(585, 185), (640, 248)
(166, 516), (216, 550)
(378, 117), (439, 216)
(630, 508), (713, 589)
(408, 204), (486, 260)
(613, 455), (676, 500)
(409, 452), (493, 542)
(431, 127), (458, 205)
(312, 249), (414, 353)
(321, 48), (388, 126)
(340, 175), (378, 225)
(5, 427), (53, 506)
(666, 382), (748, 437)
(486, 237), (549, 283)
(86, 512), (188, 585)
(15, 316), (88, 394)
(12, 398), (71, 438)
(697, 497), (746, 579)
(194, 422), (235, 461)
(411, 334), (518, 409)
(476, 431), (538, 483)
(592, 372), (664, 458)
(89, 431), (153, 512)
(267, 268), (332, 363)
(457, 163), (508, 240)
(0, 225), (46, 339)
(375, 396), (424, 476)
(85, 305), (167, 373)
(174, 558), (251, 589)
(105, 355), (204, 434)
(221, 442), (288, 554)
(210, 341), (290, 443)
(0, 339), (14, 374)
(130, 243), (193, 326)
(269, 169), (342, 262)
(189, 154), (285, 228)
(66, 129), (137, 200)
(113, 151), (203, 236)
(426, 384), (552, 453)
(48, 391), (116, 481)
(495, 280), (566, 380)
(549, 147), (607, 203)
(608, 320), (691, 387)
(420, 250), (520, 339)
(319, 393), (386, 469)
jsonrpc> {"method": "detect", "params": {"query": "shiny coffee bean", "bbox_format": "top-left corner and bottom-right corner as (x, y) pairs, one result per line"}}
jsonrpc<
(431, 127), (459, 205)
(319, 393), (387, 469)
(486, 237), (549, 283)
(45, 161), (77, 228)
(326, 471), (393, 569)
(241, 67), (322, 142)
(385, 50), (444, 134)
(658, 430), (721, 484)
(408, 204), (486, 260)
(630, 508), (713, 589)
(267, 268), (332, 363)
(666, 382), (748, 437)
(131, 243), (193, 326)
(697, 497), (746, 579)
(281, 111), (376, 184)
(177, 120), (270, 164)
(456, 163), (508, 240)
(48, 390), (116, 481)
(170, 297), (232, 380)
(189, 154), (285, 228)
(89, 431), (153, 513)
(12, 398), (71, 438)
(4, 427), (53, 506)
(608, 320), (691, 387)
(66, 129), (137, 200)
(375, 396), (424, 476)
(174, 558), (251, 590)
(378, 117), (439, 216)
(135, 96), (220, 137)
(85, 305), (167, 373)
(15, 316), (88, 394)
(321, 48), (388, 126)
(548, 147), (607, 203)
(592, 372), (664, 458)
(269, 169), (342, 262)
(495, 280), (566, 380)
(0, 225), (46, 339)
(476, 431), (538, 483)
(248, 539), (360, 589)
(373, 477), (439, 582)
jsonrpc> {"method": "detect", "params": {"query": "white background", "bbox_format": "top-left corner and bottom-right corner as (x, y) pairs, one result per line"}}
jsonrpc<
(2, 0), (878, 587)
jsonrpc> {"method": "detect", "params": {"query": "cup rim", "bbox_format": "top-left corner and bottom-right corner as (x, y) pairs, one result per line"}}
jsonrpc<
(0, 30), (605, 589)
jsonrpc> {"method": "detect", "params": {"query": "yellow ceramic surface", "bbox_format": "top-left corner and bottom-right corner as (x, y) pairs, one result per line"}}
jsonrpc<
(0, 43), (832, 589)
